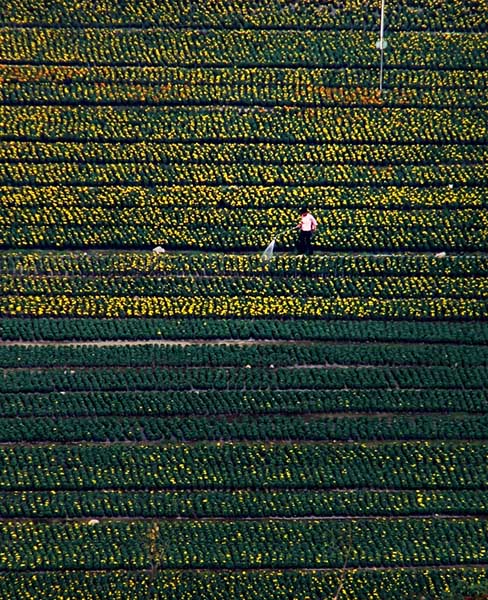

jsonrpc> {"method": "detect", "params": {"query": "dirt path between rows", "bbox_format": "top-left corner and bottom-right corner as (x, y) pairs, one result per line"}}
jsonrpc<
(2, 339), (303, 347)
(2, 338), (483, 348)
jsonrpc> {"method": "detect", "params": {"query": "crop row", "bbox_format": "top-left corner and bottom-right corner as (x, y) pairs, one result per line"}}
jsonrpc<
(3, 251), (487, 278)
(0, 183), (487, 219)
(3, 275), (487, 300)
(0, 413), (486, 443)
(2, 342), (487, 368)
(6, 200), (484, 229)
(2, 317), (486, 344)
(2, 77), (486, 108)
(1, 106), (486, 143)
(3, 66), (487, 93)
(2, 389), (486, 418)
(1, 161), (486, 187)
(3, 294), (487, 319)
(4, 184), (486, 214)
(0, 30), (486, 69)
(1, 441), (486, 490)
(2, 488), (487, 519)
(1, 567), (487, 600)
(2, 184), (487, 215)
(3, 365), (486, 393)
(1, 67), (487, 106)
(1, 518), (487, 570)
(1, 142), (488, 172)
(0, 184), (487, 219)
(3, 216), (487, 251)
(1, 0), (486, 30)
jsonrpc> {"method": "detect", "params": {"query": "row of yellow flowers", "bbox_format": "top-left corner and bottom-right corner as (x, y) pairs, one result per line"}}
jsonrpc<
(1, 71), (485, 107)
(0, 248), (278, 276)
(0, 29), (487, 68)
(2, 65), (486, 93)
(1, 105), (486, 143)
(1, 141), (487, 169)
(2, 294), (486, 319)
(0, 162), (485, 186)
(2, 203), (485, 250)
(2, 250), (486, 277)
(2, 183), (485, 212)
(2, 274), (487, 299)
(1, 0), (486, 30)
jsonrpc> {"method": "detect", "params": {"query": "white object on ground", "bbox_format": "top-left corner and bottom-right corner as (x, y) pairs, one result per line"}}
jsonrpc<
(261, 239), (276, 262)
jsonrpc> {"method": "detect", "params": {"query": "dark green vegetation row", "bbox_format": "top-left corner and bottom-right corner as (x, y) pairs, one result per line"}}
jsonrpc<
(0, 518), (487, 570)
(1, 568), (487, 600)
(2, 316), (487, 342)
(3, 365), (486, 392)
(1, 389), (486, 417)
(2, 341), (487, 367)
(2, 488), (488, 519)
(2, 413), (488, 443)
(1, 442), (486, 490)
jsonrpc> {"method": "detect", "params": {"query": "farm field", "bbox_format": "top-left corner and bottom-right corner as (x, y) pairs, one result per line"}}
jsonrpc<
(1, 0), (488, 599)
(1, 252), (488, 600)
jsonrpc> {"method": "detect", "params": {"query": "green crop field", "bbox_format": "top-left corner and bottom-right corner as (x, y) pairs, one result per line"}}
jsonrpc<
(1, 1), (487, 599)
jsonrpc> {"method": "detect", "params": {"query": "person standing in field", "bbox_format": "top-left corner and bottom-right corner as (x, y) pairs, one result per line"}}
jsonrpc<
(296, 207), (318, 255)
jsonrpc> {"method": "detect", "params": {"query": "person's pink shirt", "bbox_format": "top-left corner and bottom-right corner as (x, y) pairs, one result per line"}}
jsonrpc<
(300, 213), (317, 232)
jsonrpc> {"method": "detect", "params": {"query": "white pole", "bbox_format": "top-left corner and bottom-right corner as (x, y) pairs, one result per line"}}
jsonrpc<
(379, 0), (386, 94)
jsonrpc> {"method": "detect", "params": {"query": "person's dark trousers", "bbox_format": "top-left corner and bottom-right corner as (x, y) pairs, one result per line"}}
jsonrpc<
(297, 231), (313, 255)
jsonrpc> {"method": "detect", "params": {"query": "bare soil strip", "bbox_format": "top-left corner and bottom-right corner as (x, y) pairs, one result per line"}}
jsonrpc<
(4, 564), (488, 574)
(3, 514), (487, 523)
(0, 438), (485, 448)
